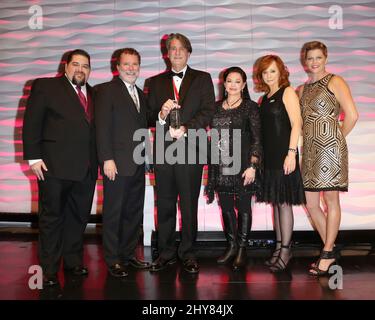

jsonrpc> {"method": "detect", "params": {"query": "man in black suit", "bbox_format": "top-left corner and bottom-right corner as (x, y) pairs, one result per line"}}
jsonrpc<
(95, 48), (150, 278)
(23, 49), (98, 287)
(148, 33), (215, 273)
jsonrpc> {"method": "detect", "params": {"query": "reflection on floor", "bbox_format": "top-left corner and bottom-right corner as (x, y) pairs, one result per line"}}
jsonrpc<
(1, 237), (375, 300)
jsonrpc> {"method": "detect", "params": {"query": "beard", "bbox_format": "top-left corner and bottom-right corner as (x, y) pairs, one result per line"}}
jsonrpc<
(71, 72), (86, 86)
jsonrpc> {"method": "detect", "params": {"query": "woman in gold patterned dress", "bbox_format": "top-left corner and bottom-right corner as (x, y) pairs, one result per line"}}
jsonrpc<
(299, 41), (358, 276)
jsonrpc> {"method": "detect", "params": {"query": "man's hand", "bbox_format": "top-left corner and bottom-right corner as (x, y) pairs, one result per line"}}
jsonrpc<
(31, 160), (48, 181)
(104, 160), (118, 181)
(169, 125), (186, 140)
(160, 99), (180, 120)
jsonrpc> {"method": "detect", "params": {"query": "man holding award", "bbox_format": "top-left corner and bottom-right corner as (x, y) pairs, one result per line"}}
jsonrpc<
(148, 33), (215, 273)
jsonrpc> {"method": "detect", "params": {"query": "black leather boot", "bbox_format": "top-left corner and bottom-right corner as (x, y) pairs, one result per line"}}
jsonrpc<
(217, 210), (238, 264)
(233, 210), (251, 270)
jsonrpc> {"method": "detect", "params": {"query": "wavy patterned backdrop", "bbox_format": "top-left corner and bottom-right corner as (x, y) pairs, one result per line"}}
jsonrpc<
(0, 1), (374, 242)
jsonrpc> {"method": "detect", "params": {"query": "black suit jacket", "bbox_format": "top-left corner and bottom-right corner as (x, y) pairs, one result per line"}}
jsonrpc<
(94, 77), (148, 176)
(148, 66), (215, 164)
(148, 66), (215, 131)
(23, 76), (98, 181)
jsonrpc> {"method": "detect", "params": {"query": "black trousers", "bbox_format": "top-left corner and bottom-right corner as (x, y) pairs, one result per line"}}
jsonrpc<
(155, 162), (203, 261)
(37, 170), (96, 276)
(102, 165), (145, 267)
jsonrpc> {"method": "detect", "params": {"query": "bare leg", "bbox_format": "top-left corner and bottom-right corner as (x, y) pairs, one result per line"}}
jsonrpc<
(305, 191), (326, 243)
(310, 191), (341, 274)
(322, 191), (341, 250)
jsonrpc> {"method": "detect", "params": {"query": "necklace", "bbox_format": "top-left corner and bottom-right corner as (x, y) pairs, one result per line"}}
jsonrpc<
(225, 97), (242, 109)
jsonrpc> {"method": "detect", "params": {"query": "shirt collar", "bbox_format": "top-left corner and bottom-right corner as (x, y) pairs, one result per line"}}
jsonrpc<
(171, 65), (188, 78)
(65, 74), (87, 92)
(121, 78), (137, 90)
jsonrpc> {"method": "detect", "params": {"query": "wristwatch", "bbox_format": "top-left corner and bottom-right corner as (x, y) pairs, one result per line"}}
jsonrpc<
(248, 163), (257, 170)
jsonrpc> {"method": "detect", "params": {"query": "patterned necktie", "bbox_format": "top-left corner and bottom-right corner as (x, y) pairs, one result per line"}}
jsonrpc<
(76, 85), (89, 117)
(129, 85), (140, 112)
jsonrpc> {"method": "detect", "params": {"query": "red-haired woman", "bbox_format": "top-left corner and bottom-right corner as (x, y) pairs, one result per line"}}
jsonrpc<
(254, 55), (305, 272)
(299, 41), (358, 276)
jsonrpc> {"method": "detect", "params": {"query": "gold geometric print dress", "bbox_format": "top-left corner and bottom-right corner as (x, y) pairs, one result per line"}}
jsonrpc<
(300, 73), (348, 192)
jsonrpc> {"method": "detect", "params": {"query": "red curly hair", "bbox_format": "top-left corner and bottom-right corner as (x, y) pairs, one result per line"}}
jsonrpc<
(253, 55), (290, 93)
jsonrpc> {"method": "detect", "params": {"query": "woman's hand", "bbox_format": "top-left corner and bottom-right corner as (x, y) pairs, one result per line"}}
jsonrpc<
(242, 167), (256, 186)
(283, 152), (296, 175)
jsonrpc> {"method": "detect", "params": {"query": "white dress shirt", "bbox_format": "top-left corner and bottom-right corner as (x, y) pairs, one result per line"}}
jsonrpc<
(158, 65), (188, 125)
(121, 79), (140, 107)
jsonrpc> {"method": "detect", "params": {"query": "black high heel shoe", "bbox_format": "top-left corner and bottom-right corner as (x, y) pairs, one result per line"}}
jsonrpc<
(308, 250), (336, 276)
(269, 244), (292, 273)
(264, 241), (281, 267)
(310, 245), (341, 269)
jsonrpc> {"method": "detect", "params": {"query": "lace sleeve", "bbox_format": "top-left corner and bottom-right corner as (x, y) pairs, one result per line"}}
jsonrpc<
(205, 163), (216, 204)
(247, 100), (263, 166)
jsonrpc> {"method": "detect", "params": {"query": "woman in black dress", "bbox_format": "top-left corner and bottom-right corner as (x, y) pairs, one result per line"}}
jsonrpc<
(254, 55), (305, 272)
(205, 66), (262, 270)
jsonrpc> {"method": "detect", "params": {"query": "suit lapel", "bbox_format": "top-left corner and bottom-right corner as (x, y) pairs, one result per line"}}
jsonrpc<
(136, 86), (147, 125)
(115, 77), (144, 124)
(178, 66), (195, 106)
(60, 76), (90, 125)
(86, 85), (93, 123)
(163, 72), (175, 100)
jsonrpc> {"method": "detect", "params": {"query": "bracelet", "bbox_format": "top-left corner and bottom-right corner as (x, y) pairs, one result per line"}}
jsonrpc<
(288, 148), (297, 153)
(248, 163), (257, 170)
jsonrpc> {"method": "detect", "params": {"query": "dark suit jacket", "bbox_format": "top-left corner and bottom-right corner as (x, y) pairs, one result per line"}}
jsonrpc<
(147, 66), (215, 164)
(23, 76), (98, 181)
(94, 77), (148, 176)
(148, 66), (215, 131)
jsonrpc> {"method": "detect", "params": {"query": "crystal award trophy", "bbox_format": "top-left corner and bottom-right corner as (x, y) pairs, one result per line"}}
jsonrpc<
(169, 100), (181, 129)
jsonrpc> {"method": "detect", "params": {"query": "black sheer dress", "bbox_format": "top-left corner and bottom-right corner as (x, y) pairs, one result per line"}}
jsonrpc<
(258, 87), (305, 205)
(206, 99), (262, 203)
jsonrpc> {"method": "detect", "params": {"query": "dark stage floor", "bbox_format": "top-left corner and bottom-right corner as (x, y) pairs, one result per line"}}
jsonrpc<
(0, 225), (375, 301)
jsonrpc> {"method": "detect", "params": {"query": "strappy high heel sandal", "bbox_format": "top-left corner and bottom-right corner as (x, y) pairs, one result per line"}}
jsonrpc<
(264, 241), (281, 267)
(269, 244), (292, 273)
(310, 246), (340, 269)
(308, 250), (336, 276)
(310, 246), (341, 269)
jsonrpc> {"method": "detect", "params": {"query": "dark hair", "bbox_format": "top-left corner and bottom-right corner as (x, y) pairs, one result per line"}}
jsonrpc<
(116, 48), (141, 65)
(223, 66), (250, 100)
(301, 41), (328, 60)
(253, 55), (290, 93)
(66, 49), (91, 67)
(166, 33), (192, 53)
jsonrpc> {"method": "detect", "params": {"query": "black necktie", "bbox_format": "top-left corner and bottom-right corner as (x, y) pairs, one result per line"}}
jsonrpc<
(171, 71), (183, 79)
